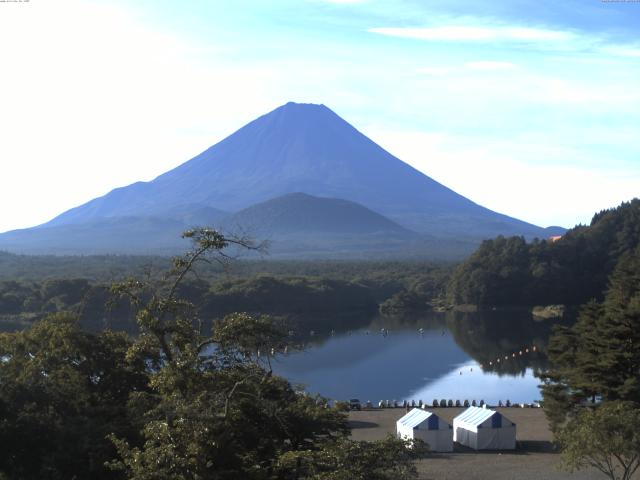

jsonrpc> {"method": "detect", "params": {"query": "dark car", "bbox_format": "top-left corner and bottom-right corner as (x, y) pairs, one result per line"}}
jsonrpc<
(349, 398), (362, 410)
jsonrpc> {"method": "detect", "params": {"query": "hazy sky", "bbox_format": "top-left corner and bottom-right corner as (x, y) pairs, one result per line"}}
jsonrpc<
(1, 0), (638, 232)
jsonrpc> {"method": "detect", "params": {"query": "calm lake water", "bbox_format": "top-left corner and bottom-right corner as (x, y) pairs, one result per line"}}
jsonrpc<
(272, 310), (555, 405)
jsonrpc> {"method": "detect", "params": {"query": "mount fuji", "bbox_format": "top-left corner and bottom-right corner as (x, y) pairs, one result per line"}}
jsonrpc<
(0, 102), (563, 257)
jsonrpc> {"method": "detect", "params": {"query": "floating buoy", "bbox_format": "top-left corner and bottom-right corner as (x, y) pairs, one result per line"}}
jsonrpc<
(532, 345), (537, 351)
(489, 361), (492, 366)
(512, 353), (516, 358)
(525, 348), (529, 353)
(519, 351), (523, 355)
(497, 359), (501, 363)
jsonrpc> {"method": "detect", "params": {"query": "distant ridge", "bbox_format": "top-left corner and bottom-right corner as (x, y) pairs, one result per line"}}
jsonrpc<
(0, 102), (564, 257)
(225, 192), (413, 235)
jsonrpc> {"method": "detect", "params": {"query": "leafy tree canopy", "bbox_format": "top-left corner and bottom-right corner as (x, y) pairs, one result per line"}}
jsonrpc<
(558, 401), (640, 480)
(0, 228), (422, 479)
(448, 199), (640, 307)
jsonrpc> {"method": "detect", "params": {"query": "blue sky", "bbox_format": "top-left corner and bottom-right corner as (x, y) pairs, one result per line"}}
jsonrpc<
(1, 0), (638, 232)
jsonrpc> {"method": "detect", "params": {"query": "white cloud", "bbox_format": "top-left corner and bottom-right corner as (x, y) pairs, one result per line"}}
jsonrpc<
(535, 78), (640, 105)
(0, 0), (279, 232)
(362, 129), (640, 228)
(415, 61), (515, 77)
(465, 61), (516, 70)
(416, 67), (451, 76)
(369, 25), (574, 43)
(312, 0), (365, 4)
(600, 45), (640, 57)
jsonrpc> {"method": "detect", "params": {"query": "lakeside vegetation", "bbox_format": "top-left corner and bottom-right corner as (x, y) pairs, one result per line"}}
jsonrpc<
(0, 229), (425, 480)
(538, 243), (640, 479)
(2, 200), (636, 336)
(0, 257), (453, 333)
(448, 199), (640, 308)
(1, 200), (639, 479)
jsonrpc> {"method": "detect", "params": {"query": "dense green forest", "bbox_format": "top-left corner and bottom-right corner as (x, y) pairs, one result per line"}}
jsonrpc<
(0, 229), (425, 479)
(448, 199), (640, 307)
(0, 263), (453, 333)
(3, 199), (638, 331)
(537, 244), (640, 479)
(0, 251), (450, 283)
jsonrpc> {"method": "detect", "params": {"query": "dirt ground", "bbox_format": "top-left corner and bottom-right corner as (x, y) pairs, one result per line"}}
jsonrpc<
(349, 407), (610, 480)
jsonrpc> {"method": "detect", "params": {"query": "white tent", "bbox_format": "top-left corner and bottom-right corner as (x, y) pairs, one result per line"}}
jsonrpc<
(396, 408), (453, 452)
(453, 406), (516, 450)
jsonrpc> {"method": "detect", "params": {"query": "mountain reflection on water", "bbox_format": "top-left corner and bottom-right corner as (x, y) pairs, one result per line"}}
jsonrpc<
(272, 310), (562, 404)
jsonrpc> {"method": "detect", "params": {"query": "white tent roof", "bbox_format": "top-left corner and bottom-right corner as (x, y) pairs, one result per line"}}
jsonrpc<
(398, 409), (433, 428)
(397, 408), (449, 430)
(454, 406), (514, 429)
(397, 408), (453, 452)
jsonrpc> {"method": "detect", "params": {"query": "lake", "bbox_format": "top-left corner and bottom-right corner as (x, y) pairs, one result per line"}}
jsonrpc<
(272, 310), (557, 405)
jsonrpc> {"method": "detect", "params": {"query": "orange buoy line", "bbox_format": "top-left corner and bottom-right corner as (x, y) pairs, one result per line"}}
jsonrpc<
(281, 330), (540, 368)
(479, 345), (538, 369)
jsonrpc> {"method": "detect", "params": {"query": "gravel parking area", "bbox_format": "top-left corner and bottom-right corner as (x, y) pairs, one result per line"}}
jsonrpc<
(349, 407), (610, 480)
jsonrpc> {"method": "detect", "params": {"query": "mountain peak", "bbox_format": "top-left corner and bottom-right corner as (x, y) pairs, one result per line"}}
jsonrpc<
(282, 101), (327, 110)
(30, 101), (552, 245)
(263, 101), (337, 126)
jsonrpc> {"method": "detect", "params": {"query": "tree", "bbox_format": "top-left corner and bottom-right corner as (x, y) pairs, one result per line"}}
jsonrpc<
(0, 312), (149, 480)
(107, 228), (422, 479)
(1, 228), (424, 478)
(558, 401), (640, 480)
(447, 199), (640, 308)
(540, 246), (640, 431)
(276, 436), (426, 480)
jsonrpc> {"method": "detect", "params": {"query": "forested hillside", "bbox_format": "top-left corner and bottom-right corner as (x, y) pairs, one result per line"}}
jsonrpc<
(447, 199), (640, 307)
(0, 265), (452, 333)
(0, 252), (448, 283)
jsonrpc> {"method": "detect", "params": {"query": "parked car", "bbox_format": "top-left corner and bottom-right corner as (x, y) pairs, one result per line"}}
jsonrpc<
(349, 398), (362, 410)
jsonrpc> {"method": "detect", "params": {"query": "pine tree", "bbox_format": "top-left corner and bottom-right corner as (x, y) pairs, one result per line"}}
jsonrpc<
(540, 246), (640, 430)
